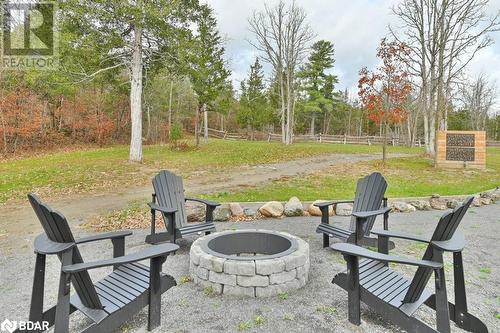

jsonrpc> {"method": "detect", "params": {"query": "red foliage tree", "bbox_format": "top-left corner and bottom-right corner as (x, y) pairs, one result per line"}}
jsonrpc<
(57, 93), (116, 146)
(0, 88), (45, 154)
(358, 38), (412, 162)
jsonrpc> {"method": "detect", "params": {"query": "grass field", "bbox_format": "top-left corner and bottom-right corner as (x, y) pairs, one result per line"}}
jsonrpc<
(0, 140), (421, 204)
(204, 147), (500, 202)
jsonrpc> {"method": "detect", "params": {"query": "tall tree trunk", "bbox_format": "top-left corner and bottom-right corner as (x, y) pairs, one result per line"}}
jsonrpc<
(382, 121), (388, 163)
(279, 71), (286, 144)
(285, 71), (293, 145)
(129, 23), (143, 162)
(195, 105), (200, 146)
(146, 105), (151, 141)
(203, 103), (208, 143)
(168, 79), (173, 137)
(347, 107), (352, 136)
(310, 113), (315, 136)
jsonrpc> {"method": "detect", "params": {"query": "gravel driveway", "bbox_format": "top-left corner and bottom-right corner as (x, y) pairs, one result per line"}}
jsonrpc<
(0, 203), (498, 332)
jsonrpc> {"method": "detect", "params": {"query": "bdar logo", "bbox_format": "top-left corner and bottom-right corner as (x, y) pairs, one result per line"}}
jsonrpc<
(1, 319), (16, 333)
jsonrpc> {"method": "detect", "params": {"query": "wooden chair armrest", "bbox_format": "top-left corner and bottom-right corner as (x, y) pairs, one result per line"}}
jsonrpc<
(431, 233), (465, 252)
(314, 200), (354, 208)
(148, 203), (177, 215)
(371, 229), (430, 243)
(331, 243), (442, 269)
(34, 234), (75, 255)
(185, 197), (221, 207)
(63, 243), (179, 273)
(75, 231), (133, 244)
(352, 207), (392, 219)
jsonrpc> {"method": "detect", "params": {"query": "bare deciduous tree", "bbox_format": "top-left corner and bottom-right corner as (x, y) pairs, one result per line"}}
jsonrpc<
(249, 0), (314, 144)
(391, 0), (500, 159)
(459, 74), (496, 130)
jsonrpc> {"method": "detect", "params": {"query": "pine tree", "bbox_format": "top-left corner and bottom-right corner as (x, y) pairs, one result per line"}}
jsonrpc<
(299, 40), (338, 135)
(237, 58), (271, 138)
(187, 4), (230, 145)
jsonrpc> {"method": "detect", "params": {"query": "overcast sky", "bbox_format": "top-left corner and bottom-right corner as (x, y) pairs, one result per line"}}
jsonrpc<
(205, 0), (500, 99)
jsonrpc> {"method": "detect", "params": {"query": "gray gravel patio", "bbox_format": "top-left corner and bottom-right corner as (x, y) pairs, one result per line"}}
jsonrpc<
(1, 203), (499, 332)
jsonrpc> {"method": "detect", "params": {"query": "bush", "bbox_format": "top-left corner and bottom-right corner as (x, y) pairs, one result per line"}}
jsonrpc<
(170, 123), (183, 145)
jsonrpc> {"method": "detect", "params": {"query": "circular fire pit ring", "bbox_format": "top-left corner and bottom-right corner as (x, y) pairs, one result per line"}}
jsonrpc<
(190, 229), (309, 297)
(201, 230), (298, 260)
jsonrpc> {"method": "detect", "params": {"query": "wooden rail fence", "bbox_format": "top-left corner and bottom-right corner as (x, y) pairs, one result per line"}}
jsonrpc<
(208, 128), (500, 147)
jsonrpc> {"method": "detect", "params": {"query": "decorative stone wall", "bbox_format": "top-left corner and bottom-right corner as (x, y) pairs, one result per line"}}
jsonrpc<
(189, 230), (310, 297)
(436, 130), (486, 169)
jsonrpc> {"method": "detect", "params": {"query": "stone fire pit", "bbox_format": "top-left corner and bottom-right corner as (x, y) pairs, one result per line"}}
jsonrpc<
(189, 229), (309, 297)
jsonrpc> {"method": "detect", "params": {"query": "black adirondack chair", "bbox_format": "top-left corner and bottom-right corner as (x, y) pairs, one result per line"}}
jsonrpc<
(316, 172), (391, 248)
(145, 170), (220, 245)
(21, 193), (179, 333)
(331, 196), (488, 333)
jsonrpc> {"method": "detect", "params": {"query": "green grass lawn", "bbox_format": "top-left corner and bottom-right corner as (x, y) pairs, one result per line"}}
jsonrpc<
(0, 139), (420, 204)
(204, 147), (500, 202)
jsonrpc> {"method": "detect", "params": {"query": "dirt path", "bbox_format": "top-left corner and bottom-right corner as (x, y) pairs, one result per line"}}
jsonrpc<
(0, 153), (407, 252)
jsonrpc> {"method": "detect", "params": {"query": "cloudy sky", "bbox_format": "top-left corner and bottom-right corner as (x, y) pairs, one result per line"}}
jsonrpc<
(205, 0), (500, 98)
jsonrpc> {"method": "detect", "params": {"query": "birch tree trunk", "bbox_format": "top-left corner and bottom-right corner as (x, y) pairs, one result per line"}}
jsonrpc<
(195, 105), (200, 145)
(129, 23), (143, 162)
(310, 113), (315, 136)
(203, 103), (208, 143)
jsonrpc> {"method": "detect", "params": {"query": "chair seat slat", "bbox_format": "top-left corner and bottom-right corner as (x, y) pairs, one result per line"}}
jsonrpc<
(104, 276), (142, 297)
(365, 271), (401, 294)
(377, 276), (408, 299)
(98, 279), (138, 301)
(179, 224), (216, 236)
(360, 265), (392, 288)
(119, 265), (150, 284)
(114, 269), (150, 289)
(129, 263), (151, 278)
(94, 285), (129, 307)
(179, 223), (215, 232)
(385, 280), (411, 303)
(359, 261), (385, 281)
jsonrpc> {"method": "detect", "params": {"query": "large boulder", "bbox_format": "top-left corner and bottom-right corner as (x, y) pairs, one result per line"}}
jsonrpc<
(479, 192), (493, 205)
(229, 203), (244, 217)
(481, 197), (492, 205)
(259, 201), (284, 217)
(308, 200), (334, 217)
(284, 197), (304, 217)
(243, 208), (258, 217)
(186, 202), (205, 222)
(391, 201), (416, 213)
(335, 203), (353, 216)
(447, 199), (460, 209)
(213, 205), (231, 221)
(488, 188), (500, 202)
(472, 195), (483, 207)
(430, 195), (447, 210)
(408, 200), (432, 211)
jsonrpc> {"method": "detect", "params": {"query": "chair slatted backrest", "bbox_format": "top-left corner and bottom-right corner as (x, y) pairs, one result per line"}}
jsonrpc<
(28, 194), (103, 309)
(152, 170), (187, 228)
(348, 172), (388, 235)
(402, 196), (474, 303)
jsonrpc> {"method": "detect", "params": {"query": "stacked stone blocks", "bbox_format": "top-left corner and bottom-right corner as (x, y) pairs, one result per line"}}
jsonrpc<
(189, 230), (309, 297)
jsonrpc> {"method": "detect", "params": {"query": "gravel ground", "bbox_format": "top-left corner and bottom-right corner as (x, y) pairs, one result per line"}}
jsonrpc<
(0, 203), (498, 333)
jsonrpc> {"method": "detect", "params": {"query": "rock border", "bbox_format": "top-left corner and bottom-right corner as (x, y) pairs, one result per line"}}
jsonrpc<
(189, 230), (310, 297)
(186, 188), (499, 221)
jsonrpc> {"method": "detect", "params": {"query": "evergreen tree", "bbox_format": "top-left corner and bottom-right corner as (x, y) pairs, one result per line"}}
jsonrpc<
(187, 4), (230, 145)
(237, 58), (271, 138)
(299, 40), (338, 135)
